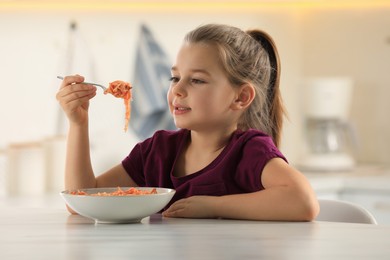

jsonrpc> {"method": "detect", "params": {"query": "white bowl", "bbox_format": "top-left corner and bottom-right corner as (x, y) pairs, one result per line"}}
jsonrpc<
(60, 187), (175, 223)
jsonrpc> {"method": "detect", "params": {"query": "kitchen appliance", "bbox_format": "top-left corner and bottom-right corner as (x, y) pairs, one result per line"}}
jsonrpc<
(298, 77), (356, 172)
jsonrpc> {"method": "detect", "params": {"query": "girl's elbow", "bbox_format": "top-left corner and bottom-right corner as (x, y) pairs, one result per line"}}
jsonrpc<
(301, 197), (320, 221)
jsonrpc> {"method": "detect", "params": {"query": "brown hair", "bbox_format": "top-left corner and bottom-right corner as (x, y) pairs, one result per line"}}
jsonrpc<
(184, 24), (286, 147)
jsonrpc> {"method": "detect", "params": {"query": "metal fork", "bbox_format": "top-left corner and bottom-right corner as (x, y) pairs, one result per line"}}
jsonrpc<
(57, 76), (107, 91)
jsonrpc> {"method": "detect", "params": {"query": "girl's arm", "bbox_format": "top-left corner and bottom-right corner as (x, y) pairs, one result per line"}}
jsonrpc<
(57, 75), (136, 213)
(56, 75), (97, 190)
(64, 121), (96, 189)
(163, 158), (319, 221)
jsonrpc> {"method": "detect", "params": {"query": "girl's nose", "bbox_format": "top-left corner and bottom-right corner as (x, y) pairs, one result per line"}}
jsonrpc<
(171, 81), (186, 97)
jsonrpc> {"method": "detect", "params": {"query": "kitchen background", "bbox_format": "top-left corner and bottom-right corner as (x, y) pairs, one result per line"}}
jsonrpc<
(0, 0), (389, 221)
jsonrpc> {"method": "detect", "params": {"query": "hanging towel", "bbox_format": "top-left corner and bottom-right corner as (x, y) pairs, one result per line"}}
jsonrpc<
(130, 24), (176, 139)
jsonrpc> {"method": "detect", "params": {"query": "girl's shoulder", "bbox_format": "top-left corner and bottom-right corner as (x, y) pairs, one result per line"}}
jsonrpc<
(232, 129), (286, 160)
(233, 129), (275, 146)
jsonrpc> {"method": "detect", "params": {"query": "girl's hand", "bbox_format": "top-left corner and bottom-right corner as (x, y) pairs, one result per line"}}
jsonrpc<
(162, 196), (219, 219)
(56, 75), (97, 126)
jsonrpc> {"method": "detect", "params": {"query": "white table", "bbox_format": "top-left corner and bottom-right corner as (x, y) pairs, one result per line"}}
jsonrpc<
(1, 203), (390, 260)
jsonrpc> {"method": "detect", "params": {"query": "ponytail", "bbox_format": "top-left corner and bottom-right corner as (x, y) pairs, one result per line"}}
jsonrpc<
(247, 30), (286, 147)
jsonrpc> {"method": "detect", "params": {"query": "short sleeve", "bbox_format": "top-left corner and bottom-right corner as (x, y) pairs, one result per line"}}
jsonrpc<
(121, 142), (147, 186)
(234, 135), (287, 192)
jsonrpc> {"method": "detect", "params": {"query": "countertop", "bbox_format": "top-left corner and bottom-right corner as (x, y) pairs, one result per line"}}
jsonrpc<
(303, 164), (390, 193)
(1, 202), (390, 259)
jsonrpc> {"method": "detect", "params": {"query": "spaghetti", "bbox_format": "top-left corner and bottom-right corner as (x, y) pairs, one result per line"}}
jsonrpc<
(70, 187), (157, 196)
(104, 80), (132, 132)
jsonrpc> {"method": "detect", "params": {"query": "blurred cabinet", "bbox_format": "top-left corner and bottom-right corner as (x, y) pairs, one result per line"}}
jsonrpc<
(303, 165), (390, 224)
(340, 191), (390, 225)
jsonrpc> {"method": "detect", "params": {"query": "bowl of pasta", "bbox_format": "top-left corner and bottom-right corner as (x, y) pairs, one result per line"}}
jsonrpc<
(60, 187), (175, 223)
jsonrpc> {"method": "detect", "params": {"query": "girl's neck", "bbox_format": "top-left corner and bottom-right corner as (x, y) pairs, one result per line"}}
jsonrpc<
(173, 127), (237, 177)
(188, 126), (237, 154)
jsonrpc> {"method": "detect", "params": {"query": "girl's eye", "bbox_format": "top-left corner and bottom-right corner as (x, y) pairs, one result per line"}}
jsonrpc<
(169, 76), (179, 83)
(169, 76), (206, 85)
(191, 78), (206, 84)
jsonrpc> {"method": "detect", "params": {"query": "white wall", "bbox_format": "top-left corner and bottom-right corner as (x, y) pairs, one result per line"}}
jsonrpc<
(1, 6), (389, 177)
(0, 9), (303, 174)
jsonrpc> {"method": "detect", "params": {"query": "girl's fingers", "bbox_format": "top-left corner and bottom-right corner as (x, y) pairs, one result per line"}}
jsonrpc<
(163, 200), (186, 217)
(56, 83), (96, 101)
(59, 82), (96, 95)
(60, 93), (96, 119)
(70, 96), (94, 113)
(56, 86), (96, 115)
(61, 90), (96, 108)
(63, 91), (96, 107)
(56, 74), (96, 124)
(59, 75), (85, 89)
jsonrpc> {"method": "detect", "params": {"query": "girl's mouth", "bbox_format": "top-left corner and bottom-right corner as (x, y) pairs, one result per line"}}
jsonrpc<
(175, 107), (191, 111)
(173, 106), (191, 114)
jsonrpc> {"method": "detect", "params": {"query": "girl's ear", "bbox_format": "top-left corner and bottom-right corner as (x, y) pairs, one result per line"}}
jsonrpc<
(231, 83), (255, 110)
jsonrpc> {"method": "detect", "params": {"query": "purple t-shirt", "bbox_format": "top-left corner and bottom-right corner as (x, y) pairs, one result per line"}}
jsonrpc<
(122, 129), (286, 207)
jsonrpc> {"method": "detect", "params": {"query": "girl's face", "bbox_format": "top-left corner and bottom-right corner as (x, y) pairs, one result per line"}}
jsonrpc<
(167, 42), (239, 132)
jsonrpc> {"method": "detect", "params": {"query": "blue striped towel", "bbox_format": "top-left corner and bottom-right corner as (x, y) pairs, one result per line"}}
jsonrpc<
(130, 24), (177, 139)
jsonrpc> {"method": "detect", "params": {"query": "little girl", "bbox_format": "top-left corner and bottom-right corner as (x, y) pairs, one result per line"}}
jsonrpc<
(56, 23), (319, 221)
